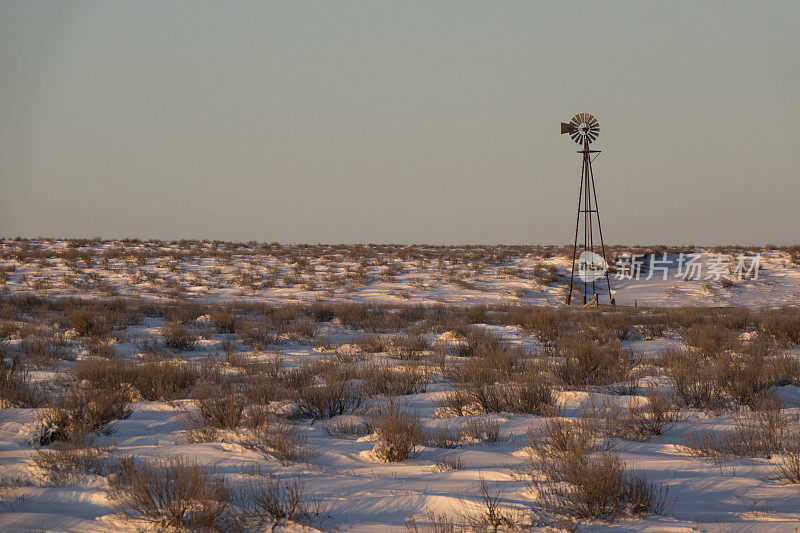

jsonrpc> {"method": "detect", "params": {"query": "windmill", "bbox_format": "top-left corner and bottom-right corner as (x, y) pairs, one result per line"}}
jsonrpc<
(561, 113), (614, 307)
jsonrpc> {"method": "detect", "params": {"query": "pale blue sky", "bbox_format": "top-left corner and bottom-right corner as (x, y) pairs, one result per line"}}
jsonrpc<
(1, 1), (798, 244)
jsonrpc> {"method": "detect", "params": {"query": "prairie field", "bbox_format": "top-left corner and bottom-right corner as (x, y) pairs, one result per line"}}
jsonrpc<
(0, 239), (799, 531)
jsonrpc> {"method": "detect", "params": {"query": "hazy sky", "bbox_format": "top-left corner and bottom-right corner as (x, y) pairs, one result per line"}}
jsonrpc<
(1, 1), (798, 245)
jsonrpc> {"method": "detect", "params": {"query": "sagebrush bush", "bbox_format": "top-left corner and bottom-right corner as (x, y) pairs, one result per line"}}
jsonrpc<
(371, 403), (424, 462)
(360, 361), (429, 397)
(32, 440), (115, 486)
(68, 308), (113, 338)
(161, 321), (198, 351)
(662, 349), (725, 410)
(36, 386), (133, 445)
(682, 397), (787, 460)
(108, 456), (231, 530)
(522, 417), (669, 520)
(236, 474), (314, 527)
(603, 388), (682, 441)
(294, 367), (363, 419)
(759, 308), (800, 346)
(556, 335), (639, 389)
(0, 359), (45, 407)
(74, 358), (199, 403)
(683, 323), (737, 358)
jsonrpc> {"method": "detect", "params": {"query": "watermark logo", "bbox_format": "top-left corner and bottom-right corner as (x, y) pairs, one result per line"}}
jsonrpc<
(577, 250), (609, 282)
(612, 253), (760, 281)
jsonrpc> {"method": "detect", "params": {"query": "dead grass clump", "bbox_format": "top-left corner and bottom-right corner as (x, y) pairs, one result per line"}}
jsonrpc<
(682, 397), (787, 460)
(556, 335), (639, 389)
(192, 382), (247, 429)
(360, 361), (429, 397)
(0, 360), (45, 407)
(775, 440), (800, 484)
(161, 321), (198, 351)
(371, 403), (425, 462)
(210, 306), (240, 334)
(68, 308), (113, 338)
(603, 388), (683, 441)
(236, 474), (315, 528)
(32, 440), (115, 486)
(107, 456), (231, 530)
(522, 417), (669, 521)
(759, 308), (800, 346)
(464, 417), (502, 444)
(683, 323), (738, 358)
(294, 367), (363, 419)
(662, 349), (725, 410)
(36, 387), (133, 445)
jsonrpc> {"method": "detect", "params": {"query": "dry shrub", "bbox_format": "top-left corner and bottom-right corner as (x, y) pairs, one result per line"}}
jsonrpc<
(107, 456), (231, 530)
(405, 509), (462, 533)
(360, 361), (429, 397)
(283, 317), (314, 341)
(356, 333), (386, 354)
(321, 418), (372, 438)
(683, 323), (737, 358)
(32, 440), (115, 486)
(437, 389), (475, 418)
(662, 349), (725, 410)
(522, 418), (669, 521)
(556, 335), (639, 389)
(442, 359), (557, 417)
(242, 408), (308, 465)
(192, 381), (247, 429)
(210, 305), (240, 334)
(501, 365), (558, 416)
(464, 417), (502, 444)
(759, 308), (800, 346)
(161, 321), (198, 351)
(371, 403), (425, 462)
(240, 318), (276, 350)
(74, 358), (199, 403)
(715, 353), (774, 408)
(603, 388), (683, 441)
(236, 474), (315, 527)
(36, 386), (132, 445)
(18, 335), (71, 367)
(775, 440), (800, 484)
(457, 475), (518, 531)
(294, 366), (363, 419)
(425, 424), (463, 449)
(682, 397), (787, 460)
(432, 454), (464, 472)
(0, 360), (45, 407)
(68, 308), (113, 338)
(387, 334), (430, 360)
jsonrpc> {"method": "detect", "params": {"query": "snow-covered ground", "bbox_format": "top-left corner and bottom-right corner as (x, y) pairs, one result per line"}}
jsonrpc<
(1, 240), (799, 531)
(1, 240), (798, 308)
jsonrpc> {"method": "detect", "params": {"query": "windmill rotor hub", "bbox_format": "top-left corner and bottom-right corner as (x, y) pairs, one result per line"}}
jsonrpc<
(560, 113), (599, 145)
